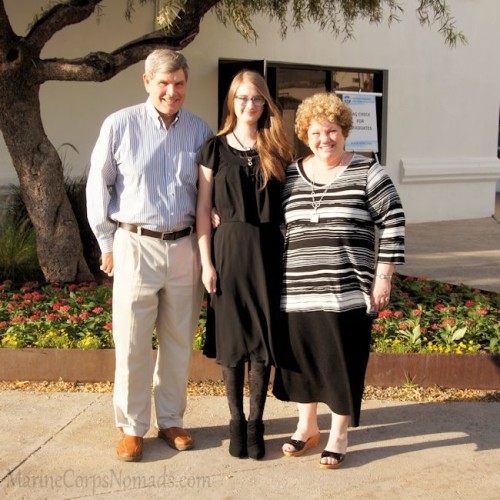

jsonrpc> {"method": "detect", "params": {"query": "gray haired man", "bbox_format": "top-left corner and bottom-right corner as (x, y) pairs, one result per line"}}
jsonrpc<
(87, 49), (212, 461)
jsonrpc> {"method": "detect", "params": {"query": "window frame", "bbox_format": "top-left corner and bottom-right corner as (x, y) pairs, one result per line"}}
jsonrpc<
(218, 59), (388, 164)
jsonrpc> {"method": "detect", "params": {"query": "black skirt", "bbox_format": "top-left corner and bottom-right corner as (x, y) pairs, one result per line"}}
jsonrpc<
(273, 308), (373, 427)
(202, 221), (283, 367)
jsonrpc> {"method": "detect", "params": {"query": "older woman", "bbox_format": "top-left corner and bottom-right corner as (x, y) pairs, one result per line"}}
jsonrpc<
(273, 92), (405, 468)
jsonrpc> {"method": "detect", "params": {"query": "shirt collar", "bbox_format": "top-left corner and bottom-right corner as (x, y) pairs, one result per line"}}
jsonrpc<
(146, 98), (182, 130)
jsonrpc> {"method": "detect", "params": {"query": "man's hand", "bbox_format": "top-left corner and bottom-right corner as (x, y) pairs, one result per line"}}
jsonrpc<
(100, 252), (114, 277)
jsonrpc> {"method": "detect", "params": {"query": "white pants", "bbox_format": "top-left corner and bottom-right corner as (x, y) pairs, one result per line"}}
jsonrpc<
(112, 228), (203, 437)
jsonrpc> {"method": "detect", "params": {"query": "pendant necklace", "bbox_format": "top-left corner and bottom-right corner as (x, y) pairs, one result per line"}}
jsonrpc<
(310, 153), (345, 223)
(310, 177), (330, 223)
(232, 132), (257, 167)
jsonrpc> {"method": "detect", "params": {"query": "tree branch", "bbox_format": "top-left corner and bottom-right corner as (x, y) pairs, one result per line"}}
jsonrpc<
(36, 0), (220, 83)
(26, 0), (104, 52)
(37, 29), (198, 82)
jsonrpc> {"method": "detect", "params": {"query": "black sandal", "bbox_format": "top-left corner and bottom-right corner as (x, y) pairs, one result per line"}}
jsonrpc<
(319, 450), (345, 469)
(282, 432), (320, 457)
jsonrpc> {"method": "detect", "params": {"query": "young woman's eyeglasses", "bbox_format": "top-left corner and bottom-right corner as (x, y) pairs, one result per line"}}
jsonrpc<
(234, 95), (266, 107)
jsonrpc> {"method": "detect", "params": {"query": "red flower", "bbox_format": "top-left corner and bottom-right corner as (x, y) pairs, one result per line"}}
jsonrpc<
(0, 321), (7, 328)
(10, 317), (27, 324)
(465, 300), (475, 307)
(92, 307), (104, 314)
(20, 281), (39, 291)
(412, 309), (423, 316)
(378, 310), (393, 318)
(53, 303), (62, 311)
(394, 311), (404, 318)
(79, 311), (90, 319)
(45, 313), (59, 321)
(104, 322), (113, 331)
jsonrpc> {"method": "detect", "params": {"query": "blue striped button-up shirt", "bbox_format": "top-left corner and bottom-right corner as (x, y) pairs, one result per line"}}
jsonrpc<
(87, 99), (213, 253)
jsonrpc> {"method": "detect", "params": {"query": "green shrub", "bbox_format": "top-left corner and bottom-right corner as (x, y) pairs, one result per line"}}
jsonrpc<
(0, 214), (43, 283)
(0, 174), (101, 282)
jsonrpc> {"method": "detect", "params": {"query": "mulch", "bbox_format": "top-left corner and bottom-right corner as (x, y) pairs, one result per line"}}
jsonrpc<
(1, 380), (498, 402)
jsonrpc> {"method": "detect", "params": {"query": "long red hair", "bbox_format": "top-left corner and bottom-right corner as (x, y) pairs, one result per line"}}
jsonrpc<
(219, 70), (294, 186)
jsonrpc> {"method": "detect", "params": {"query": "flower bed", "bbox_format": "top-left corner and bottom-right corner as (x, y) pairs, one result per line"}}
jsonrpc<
(0, 275), (499, 354)
(0, 280), (114, 349)
(372, 275), (499, 354)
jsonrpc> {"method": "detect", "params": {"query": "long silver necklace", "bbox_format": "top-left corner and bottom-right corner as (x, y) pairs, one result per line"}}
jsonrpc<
(232, 132), (257, 167)
(310, 153), (345, 223)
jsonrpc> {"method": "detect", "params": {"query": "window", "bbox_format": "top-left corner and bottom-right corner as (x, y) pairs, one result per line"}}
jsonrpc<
(218, 59), (386, 162)
(274, 67), (328, 158)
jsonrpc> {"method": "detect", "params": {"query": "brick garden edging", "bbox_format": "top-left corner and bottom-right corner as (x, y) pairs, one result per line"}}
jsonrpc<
(364, 352), (500, 389)
(0, 349), (499, 389)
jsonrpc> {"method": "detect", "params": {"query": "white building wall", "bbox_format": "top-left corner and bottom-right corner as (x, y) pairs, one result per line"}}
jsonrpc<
(1, 0), (499, 222)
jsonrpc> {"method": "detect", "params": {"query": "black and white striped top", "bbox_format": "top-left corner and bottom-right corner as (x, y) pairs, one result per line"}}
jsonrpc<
(281, 155), (405, 314)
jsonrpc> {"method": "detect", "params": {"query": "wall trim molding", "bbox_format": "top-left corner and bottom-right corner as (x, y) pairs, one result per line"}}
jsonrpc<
(400, 157), (500, 184)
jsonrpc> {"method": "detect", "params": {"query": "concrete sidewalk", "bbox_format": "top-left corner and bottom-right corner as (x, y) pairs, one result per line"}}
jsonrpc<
(399, 215), (500, 293)
(0, 391), (499, 499)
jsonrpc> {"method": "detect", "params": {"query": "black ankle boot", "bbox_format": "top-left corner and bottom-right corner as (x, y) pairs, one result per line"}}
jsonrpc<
(247, 419), (265, 460)
(229, 419), (248, 458)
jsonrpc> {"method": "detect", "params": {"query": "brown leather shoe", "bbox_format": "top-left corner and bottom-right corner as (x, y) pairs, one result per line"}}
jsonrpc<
(158, 427), (194, 451)
(116, 434), (143, 462)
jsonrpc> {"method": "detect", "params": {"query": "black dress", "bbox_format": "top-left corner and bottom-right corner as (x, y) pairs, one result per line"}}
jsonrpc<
(196, 136), (284, 367)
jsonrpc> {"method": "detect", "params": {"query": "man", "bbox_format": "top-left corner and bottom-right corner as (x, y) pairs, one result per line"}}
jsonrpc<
(86, 49), (212, 462)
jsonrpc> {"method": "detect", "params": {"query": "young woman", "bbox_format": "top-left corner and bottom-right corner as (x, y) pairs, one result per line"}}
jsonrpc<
(196, 70), (293, 459)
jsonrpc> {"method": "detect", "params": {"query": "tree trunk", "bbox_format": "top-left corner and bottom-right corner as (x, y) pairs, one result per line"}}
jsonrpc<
(0, 88), (93, 283)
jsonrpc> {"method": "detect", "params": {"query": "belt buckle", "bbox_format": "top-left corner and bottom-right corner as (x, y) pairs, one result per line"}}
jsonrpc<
(159, 226), (192, 241)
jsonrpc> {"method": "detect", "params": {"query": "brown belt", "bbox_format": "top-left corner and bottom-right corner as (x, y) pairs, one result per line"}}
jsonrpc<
(118, 222), (193, 241)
